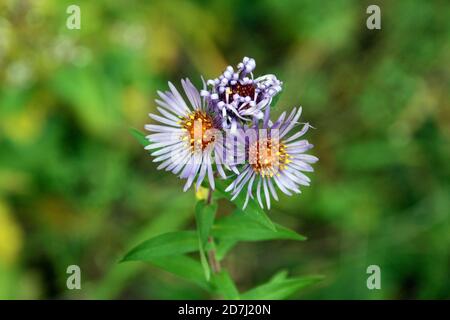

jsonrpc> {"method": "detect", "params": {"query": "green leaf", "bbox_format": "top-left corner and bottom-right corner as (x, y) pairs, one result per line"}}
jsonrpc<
(235, 200), (276, 231)
(129, 127), (148, 147)
(198, 239), (211, 281)
(195, 201), (217, 246)
(194, 201), (218, 281)
(215, 179), (276, 231)
(149, 255), (211, 290)
(269, 269), (289, 283)
(241, 275), (324, 300)
(216, 239), (237, 261)
(212, 212), (306, 242)
(212, 271), (240, 300)
(121, 231), (198, 262)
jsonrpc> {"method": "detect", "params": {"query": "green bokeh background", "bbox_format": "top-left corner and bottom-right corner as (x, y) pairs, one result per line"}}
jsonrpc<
(0, 0), (449, 299)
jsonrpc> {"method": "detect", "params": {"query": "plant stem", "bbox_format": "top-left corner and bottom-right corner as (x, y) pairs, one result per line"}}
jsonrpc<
(205, 186), (221, 273)
(207, 236), (221, 273)
(206, 185), (213, 205)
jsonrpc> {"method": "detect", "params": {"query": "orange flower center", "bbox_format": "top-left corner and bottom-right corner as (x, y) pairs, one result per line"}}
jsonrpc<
(249, 138), (289, 177)
(181, 111), (216, 151)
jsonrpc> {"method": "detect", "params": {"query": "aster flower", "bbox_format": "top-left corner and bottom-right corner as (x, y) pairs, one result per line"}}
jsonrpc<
(201, 57), (283, 133)
(225, 107), (317, 209)
(145, 79), (233, 191)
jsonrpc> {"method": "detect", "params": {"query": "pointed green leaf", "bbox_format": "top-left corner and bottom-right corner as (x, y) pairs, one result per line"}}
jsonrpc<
(194, 201), (218, 280)
(269, 269), (289, 283)
(129, 127), (148, 147)
(149, 255), (211, 290)
(212, 271), (240, 300)
(241, 275), (324, 300)
(121, 231), (198, 262)
(212, 212), (306, 242)
(198, 239), (211, 281)
(195, 201), (218, 246)
(215, 179), (276, 231)
(235, 200), (276, 231)
(216, 239), (237, 261)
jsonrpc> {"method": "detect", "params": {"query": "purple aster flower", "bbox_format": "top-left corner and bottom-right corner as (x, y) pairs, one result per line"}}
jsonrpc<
(145, 79), (233, 191)
(201, 57), (282, 133)
(225, 107), (317, 209)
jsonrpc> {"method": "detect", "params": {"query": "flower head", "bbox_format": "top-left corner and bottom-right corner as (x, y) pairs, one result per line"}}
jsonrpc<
(225, 107), (317, 209)
(201, 57), (282, 133)
(143, 57), (317, 211)
(145, 79), (231, 191)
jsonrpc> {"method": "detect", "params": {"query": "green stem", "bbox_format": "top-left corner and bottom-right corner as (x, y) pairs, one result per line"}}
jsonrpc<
(206, 185), (213, 205)
(205, 187), (221, 273)
(207, 236), (221, 273)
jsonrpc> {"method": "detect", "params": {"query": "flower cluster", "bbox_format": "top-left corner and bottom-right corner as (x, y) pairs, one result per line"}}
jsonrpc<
(200, 57), (282, 132)
(145, 57), (317, 209)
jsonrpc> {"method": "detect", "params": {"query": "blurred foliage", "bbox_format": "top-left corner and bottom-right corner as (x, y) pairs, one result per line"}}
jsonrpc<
(0, 0), (449, 299)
